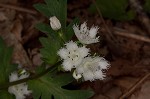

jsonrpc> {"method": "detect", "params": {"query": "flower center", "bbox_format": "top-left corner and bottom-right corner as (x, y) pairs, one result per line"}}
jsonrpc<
(83, 61), (96, 72)
(68, 50), (80, 62)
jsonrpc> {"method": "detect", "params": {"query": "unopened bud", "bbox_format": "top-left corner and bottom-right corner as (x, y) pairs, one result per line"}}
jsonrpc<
(73, 70), (82, 80)
(49, 16), (61, 30)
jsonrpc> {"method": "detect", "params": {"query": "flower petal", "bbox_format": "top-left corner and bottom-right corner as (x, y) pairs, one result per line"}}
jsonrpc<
(57, 48), (69, 59)
(62, 59), (73, 71)
(65, 41), (78, 51)
(77, 46), (90, 58)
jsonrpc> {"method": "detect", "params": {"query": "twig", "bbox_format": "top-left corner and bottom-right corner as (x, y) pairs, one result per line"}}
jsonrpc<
(0, 3), (37, 14)
(119, 73), (150, 99)
(114, 27), (150, 43)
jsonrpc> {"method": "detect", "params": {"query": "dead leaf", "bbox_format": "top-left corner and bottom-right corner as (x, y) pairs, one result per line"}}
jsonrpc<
(0, 12), (7, 21)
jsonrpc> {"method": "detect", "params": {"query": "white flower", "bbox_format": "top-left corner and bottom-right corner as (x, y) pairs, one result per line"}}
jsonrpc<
(73, 22), (99, 44)
(57, 41), (90, 71)
(75, 57), (110, 81)
(49, 16), (61, 30)
(8, 72), (32, 99)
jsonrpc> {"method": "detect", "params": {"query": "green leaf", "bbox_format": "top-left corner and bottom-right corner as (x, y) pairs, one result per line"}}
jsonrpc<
(44, 0), (67, 29)
(35, 23), (59, 39)
(144, 0), (150, 13)
(39, 36), (62, 65)
(36, 23), (63, 65)
(0, 37), (17, 98)
(33, 3), (51, 17)
(0, 37), (17, 85)
(28, 73), (94, 99)
(89, 0), (135, 21)
(64, 18), (80, 41)
(0, 90), (15, 99)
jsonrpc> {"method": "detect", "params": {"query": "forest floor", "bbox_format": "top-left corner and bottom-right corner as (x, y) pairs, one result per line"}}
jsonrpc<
(0, 0), (150, 99)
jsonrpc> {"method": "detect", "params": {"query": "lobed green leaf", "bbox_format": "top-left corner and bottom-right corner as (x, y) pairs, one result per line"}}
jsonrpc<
(0, 37), (17, 98)
(28, 73), (94, 99)
(0, 90), (15, 99)
(39, 37), (62, 65)
(0, 38), (17, 85)
(33, 3), (51, 17)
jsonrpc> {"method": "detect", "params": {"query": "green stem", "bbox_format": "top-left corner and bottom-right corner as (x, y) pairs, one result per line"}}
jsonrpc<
(0, 61), (62, 90)
(59, 29), (66, 43)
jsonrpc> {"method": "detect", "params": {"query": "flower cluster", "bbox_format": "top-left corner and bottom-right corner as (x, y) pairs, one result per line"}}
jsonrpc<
(8, 72), (32, 99)
(58, 22), (110, 81)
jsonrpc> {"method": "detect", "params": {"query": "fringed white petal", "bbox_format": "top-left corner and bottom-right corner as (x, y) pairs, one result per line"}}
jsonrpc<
(65, 41), (78, 51)
(8, 72), (32, 99)
(57, 48), (69, 59)
(58, 41), (89, 71)
(77, 46), (90, 58)
(89, 26), (99, 38)
(75, 57), (109, 81)
(62, 59), (73, 71)
(73, 22), (100, 44)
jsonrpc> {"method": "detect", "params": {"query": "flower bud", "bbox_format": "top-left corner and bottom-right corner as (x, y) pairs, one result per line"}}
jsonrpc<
(73, 70), (82, 80)
(49, 16), (61, 30)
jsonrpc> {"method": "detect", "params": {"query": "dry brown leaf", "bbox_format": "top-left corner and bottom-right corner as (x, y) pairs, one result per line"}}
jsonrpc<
(0, 16), (32, 68)
(0, 12), (7, 21)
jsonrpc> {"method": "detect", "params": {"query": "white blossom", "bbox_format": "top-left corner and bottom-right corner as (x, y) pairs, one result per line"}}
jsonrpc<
(57, 41), (90, 71)
(8, 72), (32, 99)
(49, 16), (61, 30)
(73, 22), (99, 44)
(75, 57), (110, 81)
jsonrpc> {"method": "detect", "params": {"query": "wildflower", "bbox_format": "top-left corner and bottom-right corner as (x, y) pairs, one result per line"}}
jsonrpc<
(49, 16), (61, 30)
(73, 22), (99, 44)
(57, 41), (90, 71)
(75, 57), (110, 81)
(8, 72), (32, 99)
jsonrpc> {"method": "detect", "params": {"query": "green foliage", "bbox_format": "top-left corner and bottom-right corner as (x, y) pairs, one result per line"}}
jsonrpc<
(28, 71), (93, 99)
(34, 0), (67, 29)
(0, 38), (17, 85)
(33, 0), (94, 99)
(34, 0), (77, 42)
(39, 36), (62, 65)
(35, 23), (62, 65)
(0, 90), (15, 99)
(144, 0), (150, 13)
(35, 23), (59, 39)
(64, 18), (80, 41)
(34, 3), (51, 17)
(0, 37), (17, 99)
(89, 0), (135, 21)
